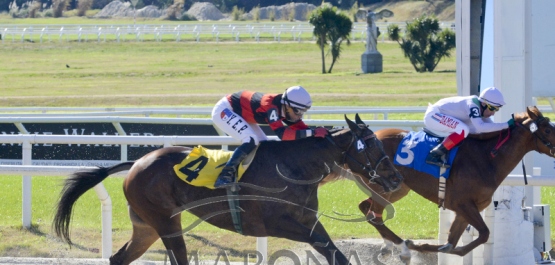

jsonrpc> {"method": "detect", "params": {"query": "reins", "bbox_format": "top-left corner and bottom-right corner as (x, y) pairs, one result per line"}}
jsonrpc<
(489, 116), (527, 184)
(490, 128), (511, 158)
(490, 114), (516, 158)
(490, 114), (555, 185)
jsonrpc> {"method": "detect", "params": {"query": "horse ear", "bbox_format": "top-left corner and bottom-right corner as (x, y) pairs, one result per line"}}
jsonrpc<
(527, 106), (540, 119)
(345, 115), (361, 134)
(355, 113), (366, 126)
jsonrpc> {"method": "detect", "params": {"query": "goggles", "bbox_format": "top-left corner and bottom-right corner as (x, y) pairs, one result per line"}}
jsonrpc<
(291, 106), (308, 116)
(486, 103), (500, 112)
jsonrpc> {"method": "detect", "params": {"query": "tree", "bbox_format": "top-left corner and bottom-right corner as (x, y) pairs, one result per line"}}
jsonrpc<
(309, 4), (352, 74)
(388, 15), (456, 73)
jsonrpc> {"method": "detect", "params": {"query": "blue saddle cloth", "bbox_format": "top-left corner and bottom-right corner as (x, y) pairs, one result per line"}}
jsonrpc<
(393, 131), (459, 179)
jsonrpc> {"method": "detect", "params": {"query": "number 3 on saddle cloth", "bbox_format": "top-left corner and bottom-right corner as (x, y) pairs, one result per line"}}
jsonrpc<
(173, 145), (251, 189)
(394, 131), (460, 179)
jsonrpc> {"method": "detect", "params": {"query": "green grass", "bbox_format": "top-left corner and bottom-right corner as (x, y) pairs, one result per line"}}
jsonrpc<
(0, 41), (457, 108)
(0, 175), (438, 260)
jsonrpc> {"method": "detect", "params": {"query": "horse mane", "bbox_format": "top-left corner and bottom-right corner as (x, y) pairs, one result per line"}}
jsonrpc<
(320, 127), (356, 185)
(329, 127), (349, 136)
(320, 167), (350, 186)
(467, 111), (529, 140)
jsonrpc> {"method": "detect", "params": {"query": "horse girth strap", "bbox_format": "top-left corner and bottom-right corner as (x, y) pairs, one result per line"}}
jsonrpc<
(438, 176), (446, 210)
(225, 188), (243, 234)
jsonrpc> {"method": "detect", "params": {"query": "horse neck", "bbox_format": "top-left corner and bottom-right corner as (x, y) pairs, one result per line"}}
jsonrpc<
(487, 126), (534, 186)
(262, 138), (344, 181)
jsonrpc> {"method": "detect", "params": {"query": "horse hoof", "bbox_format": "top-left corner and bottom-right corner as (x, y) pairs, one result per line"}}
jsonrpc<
(379, 247), (392, 260)
(404, 239), (415, 248)
(399, 254), (411, 265)
(438, 243), (453, 252)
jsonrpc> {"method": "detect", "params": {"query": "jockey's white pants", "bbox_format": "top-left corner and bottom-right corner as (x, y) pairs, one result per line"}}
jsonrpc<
(423, 105), (470, 138)
(211, 97), (268, 145)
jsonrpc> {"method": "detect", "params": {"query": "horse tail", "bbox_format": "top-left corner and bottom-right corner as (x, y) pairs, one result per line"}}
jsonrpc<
(53, 162), (134, 245)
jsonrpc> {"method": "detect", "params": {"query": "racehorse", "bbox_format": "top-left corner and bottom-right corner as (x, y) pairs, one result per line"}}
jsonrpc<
(53, 114), (403, 265)
(357, 106), (555, 264)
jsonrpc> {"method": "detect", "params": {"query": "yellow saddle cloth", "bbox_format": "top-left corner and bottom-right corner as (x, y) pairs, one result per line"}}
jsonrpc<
(173, 145), (247, 189)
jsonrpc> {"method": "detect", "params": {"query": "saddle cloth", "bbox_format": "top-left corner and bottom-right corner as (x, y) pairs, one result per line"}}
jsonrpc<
(173, 145), (255, 189)
(393, 131), (459, 179)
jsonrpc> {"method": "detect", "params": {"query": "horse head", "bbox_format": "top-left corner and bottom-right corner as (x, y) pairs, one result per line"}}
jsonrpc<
(524, 106), (555, 157)
(343, 114), (403, 192)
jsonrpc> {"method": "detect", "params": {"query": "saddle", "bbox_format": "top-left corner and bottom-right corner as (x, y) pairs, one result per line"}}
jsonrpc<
(173, 145), (258, 189)
(394, 130), (460, 209)
(394, 130), (459, 179)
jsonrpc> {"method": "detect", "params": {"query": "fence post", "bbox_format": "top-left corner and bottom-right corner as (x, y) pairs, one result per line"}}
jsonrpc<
(93, 183), (112, 259)
(22, 140), (32, 228)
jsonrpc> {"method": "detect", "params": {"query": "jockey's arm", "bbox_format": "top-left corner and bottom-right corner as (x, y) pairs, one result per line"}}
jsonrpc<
(469, 116), (509, 134)
(270, 120), (312, 140)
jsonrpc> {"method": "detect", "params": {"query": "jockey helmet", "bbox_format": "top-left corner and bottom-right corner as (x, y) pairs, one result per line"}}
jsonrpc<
(478, 87), (505, 107)
(282, 86), (312, 112)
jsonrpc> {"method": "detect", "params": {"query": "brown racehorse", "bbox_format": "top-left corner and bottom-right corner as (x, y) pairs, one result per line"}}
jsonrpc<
(357, 106), (555, 264)
(53, 114), (403, 265)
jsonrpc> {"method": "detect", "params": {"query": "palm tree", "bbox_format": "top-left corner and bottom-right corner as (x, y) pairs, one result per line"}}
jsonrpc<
(309, 4), (352, 73)
(388, 15), (456, 73)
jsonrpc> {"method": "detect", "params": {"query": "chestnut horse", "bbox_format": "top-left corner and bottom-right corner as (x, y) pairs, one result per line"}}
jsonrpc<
(357, 106), (555, 264)
(53, 114), (403, 265)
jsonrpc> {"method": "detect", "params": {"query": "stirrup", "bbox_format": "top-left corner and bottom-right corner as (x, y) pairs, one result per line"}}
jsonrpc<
(426, 154), (451, 168)
(426, 160), (451, 168)
(214, 171), (235, 187)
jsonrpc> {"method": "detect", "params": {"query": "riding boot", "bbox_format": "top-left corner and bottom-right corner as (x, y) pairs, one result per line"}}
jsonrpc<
(214, 138), (256, 187)
(426, 143), (450, 168)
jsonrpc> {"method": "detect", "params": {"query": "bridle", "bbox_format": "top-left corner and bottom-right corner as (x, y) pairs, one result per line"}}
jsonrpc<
(327, 130), (389, 183)
(528, 116), (555, 156)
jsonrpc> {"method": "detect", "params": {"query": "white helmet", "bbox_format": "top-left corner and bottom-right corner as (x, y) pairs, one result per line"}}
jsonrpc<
(282, 86), (312, 110)
(478, 87), (505, 107)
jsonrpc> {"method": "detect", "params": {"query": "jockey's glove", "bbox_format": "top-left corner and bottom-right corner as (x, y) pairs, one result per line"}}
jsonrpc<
(313, 127), (329, 138)
(507, 118), (516, 128)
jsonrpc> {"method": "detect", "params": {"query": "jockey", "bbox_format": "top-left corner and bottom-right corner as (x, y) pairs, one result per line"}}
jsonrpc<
(423, 87), (515, 168)
(211, 86), (329, 187)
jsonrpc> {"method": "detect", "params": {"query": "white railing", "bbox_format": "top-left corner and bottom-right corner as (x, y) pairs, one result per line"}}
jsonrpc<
(0, 106), (430, 119)
(0, 22), (456, 43)
(1, 121), (553, 262)
(1, 133), (553, 261)
(0, 134), (253, 259)
(0, 105), (552, 119)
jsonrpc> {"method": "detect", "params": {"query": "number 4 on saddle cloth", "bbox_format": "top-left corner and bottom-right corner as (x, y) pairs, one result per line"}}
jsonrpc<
(394, 131), (460, 179)
(173, 145), (255, 189)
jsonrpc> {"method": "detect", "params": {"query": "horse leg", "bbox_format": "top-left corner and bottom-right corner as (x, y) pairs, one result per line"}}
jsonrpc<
(110, 208), (160, 265)
(267, 216), (349, 265)
(405, 214), (469, 253)
(447, 208), (489, 256)
(151, 214), (189, 265)
(439, 214), (468, 252)
(358, 198), (404, 245)
(110, 223), (159, 265)
(309, 220), (351, 265)
(359, 197), (410, 263)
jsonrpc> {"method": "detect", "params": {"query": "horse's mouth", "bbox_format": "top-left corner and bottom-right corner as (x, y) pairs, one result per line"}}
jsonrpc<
(381, 174), (403, 193)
